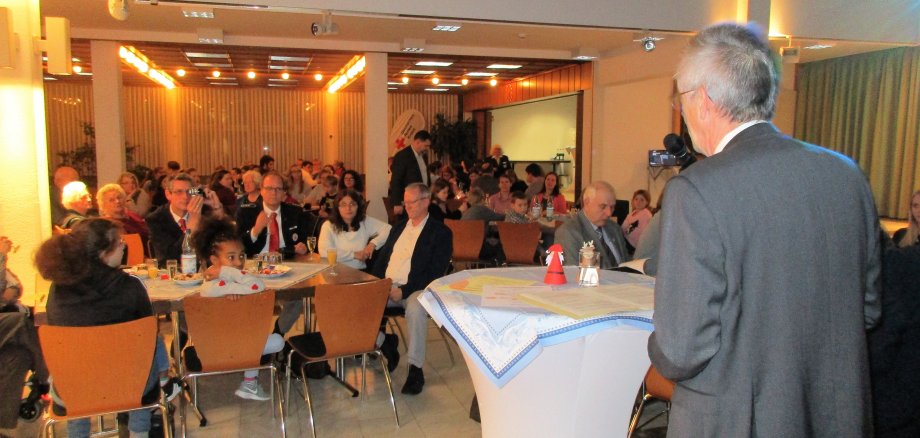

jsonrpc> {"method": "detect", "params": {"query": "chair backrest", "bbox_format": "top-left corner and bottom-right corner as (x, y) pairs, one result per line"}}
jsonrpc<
(645, 366), (675, 401)
(39, 317), (157, 417)
(446, 198), (464, 213)
(382, 197), (397, 225)
(313, 278), (392, 359)
(123, 233), (145, 266)
(496, 222), (541, 265)
(445, 219), (486, 263)
(183, 290), (275, 372)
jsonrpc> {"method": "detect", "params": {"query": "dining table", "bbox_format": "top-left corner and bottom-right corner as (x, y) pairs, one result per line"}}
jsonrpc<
(419, 266), (655, 438)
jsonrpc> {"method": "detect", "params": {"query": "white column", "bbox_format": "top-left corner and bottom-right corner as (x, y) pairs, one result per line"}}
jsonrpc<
(90, 40), (125, 185)
(322, 91), (339, 166)
(363, 52), (388, 222)
(0, 0), (51, 302)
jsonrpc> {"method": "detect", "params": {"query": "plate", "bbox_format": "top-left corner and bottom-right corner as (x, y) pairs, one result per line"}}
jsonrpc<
(252, 264), (292, 278)
(174, 278), (204, 287)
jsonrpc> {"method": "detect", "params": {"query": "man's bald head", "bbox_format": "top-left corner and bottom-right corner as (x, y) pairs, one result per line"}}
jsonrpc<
(53, 166), (79, 190)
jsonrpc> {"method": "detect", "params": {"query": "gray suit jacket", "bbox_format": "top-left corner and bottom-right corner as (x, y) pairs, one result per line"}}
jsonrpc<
(554, 210), (630, 269)
(648, 123), (881, 437)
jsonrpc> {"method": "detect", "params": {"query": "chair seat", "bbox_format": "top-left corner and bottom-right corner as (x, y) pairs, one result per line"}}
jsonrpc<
(287, 332), (327, 359)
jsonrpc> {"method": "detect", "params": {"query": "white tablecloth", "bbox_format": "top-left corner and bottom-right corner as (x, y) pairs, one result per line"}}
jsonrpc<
(420, 266), (656, 437)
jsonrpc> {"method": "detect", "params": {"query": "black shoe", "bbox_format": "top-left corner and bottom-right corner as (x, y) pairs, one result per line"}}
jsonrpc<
(380, 334), (400, 373)
(401, 365), (424, 395)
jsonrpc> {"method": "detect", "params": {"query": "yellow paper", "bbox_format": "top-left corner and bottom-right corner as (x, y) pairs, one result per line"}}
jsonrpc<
(437, 275), (538, 295)
(518, 283), (654, 319)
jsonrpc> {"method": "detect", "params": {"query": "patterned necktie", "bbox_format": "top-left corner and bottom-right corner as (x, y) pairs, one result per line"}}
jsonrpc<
(178, 218), (187, 233)
(596, 227), (619, 266)
(268, 212), (280, 252)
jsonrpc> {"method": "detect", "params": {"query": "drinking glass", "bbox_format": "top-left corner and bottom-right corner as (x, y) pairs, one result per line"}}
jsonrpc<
(327, 249), (338, 276)
(243, 254), (260, 272)
(266, 251), (282, 266)
(145, 258), (159, 280)
(165, 259), (178, 279)
(306, 236), (317, 254)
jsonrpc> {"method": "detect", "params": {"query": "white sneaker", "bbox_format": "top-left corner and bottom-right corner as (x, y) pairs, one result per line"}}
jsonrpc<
(235, 380), (271, 401)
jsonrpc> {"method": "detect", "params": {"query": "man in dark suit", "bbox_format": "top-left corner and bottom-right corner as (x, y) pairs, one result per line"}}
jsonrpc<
(554, 181), (630, 269)
(389, 130), (432, 217)
(235, 172), (313, 333)
(648, 23), (881, 437)
(146, 173), (225, 266)
(371, 183), (452, 395)
(235, 172), (312, 258)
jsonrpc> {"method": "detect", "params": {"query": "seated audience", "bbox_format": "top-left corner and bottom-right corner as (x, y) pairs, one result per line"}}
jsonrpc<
(303, 167), (334, 207)
(300, 160), (317, 188)
(191, 217), (284, 401)
(621, 189), (653, 252)
(97, 183), (149, 255)
(893, 190), (919, 247)
(318, 190), (391, 270)
(50, 166), (79, 226)
(229, 167), (244, 194)
(504, 191), (533, 224)
(429, 180), (463, 222)
(339, 169), (364, 195)
(532, 171), (568, 215)
(209, 170), (238, 215)
(506, 169), (527, 194)
(370, 183), (452, 394)
(436, 165), (461, 197)
(118, 172), (152, 217)
(488, 174), (514, 215)
(554, 181), (630, 269)
(523, 163), (545, 200)
(485, 145), (511, 177)
(314, 175), (339, 218)
(35, 218), (177, 438)
(236, 169), (263, 217)
(461, 189), (505, 223)
(258, 155), (275, 174)
(59, 181), (94, 229)
(146, 173), (225, 266)
(286, 164), (310, 206)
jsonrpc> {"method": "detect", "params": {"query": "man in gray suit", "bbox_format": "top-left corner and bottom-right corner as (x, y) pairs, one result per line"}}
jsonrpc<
(648, 23), (881, 437)
(554, 181), (630, 269)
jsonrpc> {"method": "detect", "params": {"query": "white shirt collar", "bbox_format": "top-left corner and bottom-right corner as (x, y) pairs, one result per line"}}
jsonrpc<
(713, 120), (768, 155)
(408, 213), (429, 230)
(169, 206), (187, 224)
(263, 204), (281, 216)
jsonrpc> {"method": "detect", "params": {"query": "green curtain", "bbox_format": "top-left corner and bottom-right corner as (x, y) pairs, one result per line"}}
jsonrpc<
(795, 46), (920, 219)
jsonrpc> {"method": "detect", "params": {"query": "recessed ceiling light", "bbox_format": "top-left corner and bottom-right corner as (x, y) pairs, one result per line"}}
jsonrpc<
(210, 82), (238, 86)
(268, 78), (297, 83)
(71, 57), (80, 62)
(314, 73), (323, 81)
(461, 78), (469, 85)
(432, 22), (461, 32)
(269, 65), (305, 71)
(181, 7), (214, 18)
(424, 88), (448, 92)
(270, 55), (311, 62)
(388, 87), (397, 90)
(211, 70), (221, 78)
(72, 65), (82, 73)
(437, 83), (461, 87)
(416, 61), (453, 67)
(247, 71), (256, 79)
(803, 44), (834, 50)
(206, 76), (236, 81)
(184, 52), (229, 59)
(197, 28), (224, 45)
(281, 72), (290, 80)
(387, 82), (405, 86)
(77, 72), (93, 76)
(268, 83), (297, 87)
(402, 69), (435, 75)
(487, 64), (522, 69)
(193, 63), (233, 68)
(176, 69), (186, 77)
(489, 79), (498, 86)
(431, 77), (440, 85)
(44, 76), (57, 81)
(402, 47), (425, 53)
(466, 72), (497, 77)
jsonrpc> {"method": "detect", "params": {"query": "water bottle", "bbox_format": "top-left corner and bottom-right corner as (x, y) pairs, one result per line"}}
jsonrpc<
(530, 200), (542, 219)
(181, 229), (197, 274)
(546, 203), (554, 221)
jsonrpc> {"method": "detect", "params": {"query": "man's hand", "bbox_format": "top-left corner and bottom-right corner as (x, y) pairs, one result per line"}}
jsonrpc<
(393, 205), (404, 215)
(294, 242), (307, 255)
(203, 189), (225, 218)
(251, 211), (269, 237)
(389, 286), (403, 302)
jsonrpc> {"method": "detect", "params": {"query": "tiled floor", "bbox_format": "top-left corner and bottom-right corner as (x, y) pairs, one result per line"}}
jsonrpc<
(5, 319), (668, 437)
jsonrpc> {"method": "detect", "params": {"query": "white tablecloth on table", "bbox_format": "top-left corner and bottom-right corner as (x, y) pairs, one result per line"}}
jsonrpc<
(420, 266), (654, 387)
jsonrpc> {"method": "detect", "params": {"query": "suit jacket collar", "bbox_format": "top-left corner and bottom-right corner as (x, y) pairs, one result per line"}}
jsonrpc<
(722, 122), (778, 153)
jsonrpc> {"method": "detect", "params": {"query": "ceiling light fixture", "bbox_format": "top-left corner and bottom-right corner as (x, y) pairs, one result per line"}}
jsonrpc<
(461, 78), (469, 86)
(176, 69), (186, 77)
(212, 70), (220, 78)
(432, 22), (461, 32)
(184, 52), (229, 59)
(402, 69), (435, 75)
(437, 83), (461, 87)
(314, 73), (323, 81)
(181, 7), (214, 19)
(197, 28), (224, 44)
(466, 72), (497, 77)
(572, 47), (600, 60)
(402, 38), (426, 53)
(192, 63), (232, 68)
(489, 78), (498, 86)
(803, 44), (834, 50)
(247, 71), (256, 79)
(72, 65), (82, 73)
(325, 55), (366, 93)
(270, 55), (311, 62)
(416, 61), (453, 67)
(487, 64), (522, 69)
(401, 76), (409, 84)
(424, 88), (448, 92)
(118, 45), (177, 89)
(281, 72), (290, 80)
(431, 77), (440, 85)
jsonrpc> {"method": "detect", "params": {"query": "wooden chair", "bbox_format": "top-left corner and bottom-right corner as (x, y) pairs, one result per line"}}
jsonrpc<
(627, 365), (675, 436)
(496, 222), (542, 265)
(123, 233), (145, 266)
(284, 279), (398, 438)
(444, 219), (489, 270)
(382, 196), (398, 225)
(37, 317), (172, 438)
(181, 290), (285, 438)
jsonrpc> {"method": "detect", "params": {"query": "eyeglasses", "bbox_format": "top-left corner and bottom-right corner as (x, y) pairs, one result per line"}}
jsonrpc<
(671, 88), (696, 110)
(404, 196), (429, 206)
(262, 186), (285, 193)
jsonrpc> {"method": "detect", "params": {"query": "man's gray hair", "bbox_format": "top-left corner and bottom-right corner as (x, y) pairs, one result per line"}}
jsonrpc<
(166, 173), (195, 192)
(581, 181), (616, 205)
(405, 182), (431, 199)
(677, 22), (780, 122)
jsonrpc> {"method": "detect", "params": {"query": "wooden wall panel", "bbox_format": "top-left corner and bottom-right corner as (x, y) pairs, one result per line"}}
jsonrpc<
(463, 63), (592, 112)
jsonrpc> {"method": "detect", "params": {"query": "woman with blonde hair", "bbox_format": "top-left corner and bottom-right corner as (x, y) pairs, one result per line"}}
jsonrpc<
(894, 190), (920, 247)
